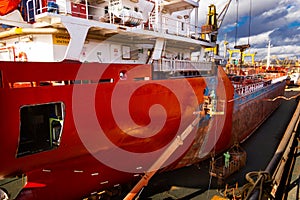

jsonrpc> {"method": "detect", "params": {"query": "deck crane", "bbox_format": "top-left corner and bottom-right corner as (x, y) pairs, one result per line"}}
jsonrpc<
(217, 0), (233, 32)
(201, 0), (233, 55)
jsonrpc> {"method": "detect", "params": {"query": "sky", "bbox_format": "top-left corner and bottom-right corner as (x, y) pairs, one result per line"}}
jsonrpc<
(197, 0), (300, 62)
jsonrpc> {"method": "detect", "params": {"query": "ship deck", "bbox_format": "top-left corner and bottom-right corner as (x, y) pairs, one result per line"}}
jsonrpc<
(137, 87), (300, 199)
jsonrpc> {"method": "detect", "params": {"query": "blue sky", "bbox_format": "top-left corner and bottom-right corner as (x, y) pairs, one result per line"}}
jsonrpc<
(198, 0), (300, 61)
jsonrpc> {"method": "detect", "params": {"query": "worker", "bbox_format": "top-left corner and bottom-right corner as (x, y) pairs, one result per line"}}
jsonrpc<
(210, 90), (216, 112)
(224, 151), (230, 168)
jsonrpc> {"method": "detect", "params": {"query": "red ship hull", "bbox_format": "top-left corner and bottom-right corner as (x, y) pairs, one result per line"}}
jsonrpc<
(0, 61), (285, 199)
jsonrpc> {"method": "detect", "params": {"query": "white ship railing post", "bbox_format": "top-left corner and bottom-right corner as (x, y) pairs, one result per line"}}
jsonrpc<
(154, 0), (158, 31)
(85, 0), (89, 20)
(195, 6), (198, 38)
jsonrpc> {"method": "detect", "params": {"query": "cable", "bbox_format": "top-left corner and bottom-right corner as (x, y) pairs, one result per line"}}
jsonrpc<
(248, 0), (252, 45)
(206, 87), (218, 199)
(235, 0), (239, 46)
(235, 0), (252, 47)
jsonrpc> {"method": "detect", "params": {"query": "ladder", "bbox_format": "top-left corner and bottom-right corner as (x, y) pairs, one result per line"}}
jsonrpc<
(148, 0), (162, 31)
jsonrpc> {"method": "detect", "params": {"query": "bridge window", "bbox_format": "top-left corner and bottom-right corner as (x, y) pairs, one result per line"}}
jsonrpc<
(17, 102), (65, 157)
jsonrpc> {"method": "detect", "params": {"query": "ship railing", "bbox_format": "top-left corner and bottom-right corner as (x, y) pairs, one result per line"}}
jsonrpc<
(234, 82), (264, 95)
(28, 1), (105, 22)
(147, 15), (201, 39)
(26, 0), (37, 22)
(152, 59), (213, 72)
(27, 1), (202, 40)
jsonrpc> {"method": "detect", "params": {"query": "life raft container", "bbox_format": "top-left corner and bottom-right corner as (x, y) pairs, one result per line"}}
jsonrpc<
(18, 52), (28, 61)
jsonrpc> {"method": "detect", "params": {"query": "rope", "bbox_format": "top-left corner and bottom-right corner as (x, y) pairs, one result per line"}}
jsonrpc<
(206, 87), (219, 198)
(242, 171), (273, 200)
(265, 93), (300, 102)
(207, 160), (214, 199)
(206, 110), (217, 198)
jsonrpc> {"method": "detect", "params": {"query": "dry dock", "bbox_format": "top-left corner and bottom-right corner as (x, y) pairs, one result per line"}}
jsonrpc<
(285, 140), (300, 200)
(288, 144), (300, 200)
(139, 88), (300, 200)
(282, 87), (300, 200)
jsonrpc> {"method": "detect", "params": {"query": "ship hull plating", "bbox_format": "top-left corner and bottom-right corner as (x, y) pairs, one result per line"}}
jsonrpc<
(0, 61), (285, 199)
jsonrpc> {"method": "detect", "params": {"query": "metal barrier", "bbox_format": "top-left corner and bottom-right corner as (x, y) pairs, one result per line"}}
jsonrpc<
(246, 100), (300, 200)
(152, 59), (213, 72)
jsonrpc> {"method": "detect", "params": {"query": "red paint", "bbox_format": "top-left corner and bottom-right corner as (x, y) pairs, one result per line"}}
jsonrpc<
(0, 61), (284, 199)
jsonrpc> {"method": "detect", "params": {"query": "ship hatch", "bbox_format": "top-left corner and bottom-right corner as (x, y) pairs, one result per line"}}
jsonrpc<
(17, 102), (64, 158)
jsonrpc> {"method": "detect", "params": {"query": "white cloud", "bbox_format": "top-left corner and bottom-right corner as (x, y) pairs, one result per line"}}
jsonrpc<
(270, 45), (300, 59)
(213, 0), (300, 60)
(285, 4), (300, 23)
(197, 0), (300, 60)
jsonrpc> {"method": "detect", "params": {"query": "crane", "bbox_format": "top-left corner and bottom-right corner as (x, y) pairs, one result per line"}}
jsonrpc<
(242, 52), (256, 65)
(271, 55), (281, 66)
(227, 48), (256, 65)
(201, 0), (233, 56)
(295, 57), (299, 67)
(201, 0), (233, 42)
(227, 49), (240, 64)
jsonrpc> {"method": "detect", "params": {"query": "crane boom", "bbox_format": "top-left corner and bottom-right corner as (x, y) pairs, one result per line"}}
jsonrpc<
(217, 0), (233, 29)
(201, 0), (233, 43)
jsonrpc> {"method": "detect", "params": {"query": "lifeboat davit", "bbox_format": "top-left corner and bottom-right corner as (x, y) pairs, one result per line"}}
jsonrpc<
(0, 0), (21, 16)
